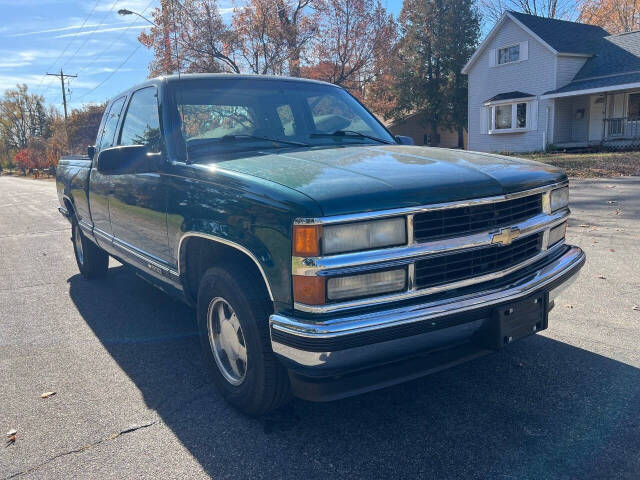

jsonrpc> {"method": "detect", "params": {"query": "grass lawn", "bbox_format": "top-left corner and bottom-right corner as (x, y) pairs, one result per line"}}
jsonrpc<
(520, 151), (640, 178)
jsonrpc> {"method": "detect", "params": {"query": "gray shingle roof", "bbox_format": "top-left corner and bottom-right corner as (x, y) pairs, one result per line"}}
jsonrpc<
(509, 11), (640, 95)
(573, 31), (640, 80)
(508, 11), (609, 55)
(544, 71), (640, 96)
(485, 91), (534, 103)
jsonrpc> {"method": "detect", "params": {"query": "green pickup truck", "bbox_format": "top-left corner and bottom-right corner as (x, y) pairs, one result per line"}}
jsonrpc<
(56, 74), (585, 415)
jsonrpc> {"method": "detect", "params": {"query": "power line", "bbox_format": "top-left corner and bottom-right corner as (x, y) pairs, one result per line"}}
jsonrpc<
(60, 0), (123, 71)
(76, 44), (143, 101)
(76, 0), (156, 76)
(46, 70), (77, 121)
(34, 0), (102, 96)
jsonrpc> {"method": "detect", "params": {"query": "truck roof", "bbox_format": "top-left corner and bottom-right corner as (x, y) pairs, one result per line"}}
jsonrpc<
(109, 73), (338, 103)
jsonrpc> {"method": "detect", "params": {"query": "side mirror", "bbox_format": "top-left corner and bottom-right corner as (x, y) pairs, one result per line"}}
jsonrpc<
(96, 145), (162, 175)
(395, 135), (415, 145)
(87, 145), (96, 160)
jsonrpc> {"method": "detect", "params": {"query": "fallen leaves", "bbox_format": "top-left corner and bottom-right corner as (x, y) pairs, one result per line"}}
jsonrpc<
(41, 391), (56, 399)
(6, 429), (16, 447)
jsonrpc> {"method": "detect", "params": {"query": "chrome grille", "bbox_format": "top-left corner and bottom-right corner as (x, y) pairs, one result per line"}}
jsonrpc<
(413, 194), (542, 243)
(414, 233), (542, 290)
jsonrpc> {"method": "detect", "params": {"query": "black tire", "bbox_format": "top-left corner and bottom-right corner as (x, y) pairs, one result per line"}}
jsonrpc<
(197, 265), (291, 415)
(72, 221), (109, 279)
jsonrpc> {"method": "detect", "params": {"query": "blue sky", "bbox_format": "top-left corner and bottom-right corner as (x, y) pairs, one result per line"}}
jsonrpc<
(0, 0), (404, 112)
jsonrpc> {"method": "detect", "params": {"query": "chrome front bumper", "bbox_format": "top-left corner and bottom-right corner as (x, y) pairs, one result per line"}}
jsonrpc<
(270, 245), (585, 376)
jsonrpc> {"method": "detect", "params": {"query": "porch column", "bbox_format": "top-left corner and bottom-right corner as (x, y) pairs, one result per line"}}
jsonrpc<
(602, 92), (607, 144)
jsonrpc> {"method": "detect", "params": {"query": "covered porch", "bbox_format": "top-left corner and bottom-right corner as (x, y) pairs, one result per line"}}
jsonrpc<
(550, 88), (640, 150)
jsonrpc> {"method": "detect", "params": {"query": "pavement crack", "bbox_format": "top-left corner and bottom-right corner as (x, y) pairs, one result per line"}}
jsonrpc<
(2, 421), (158, 479)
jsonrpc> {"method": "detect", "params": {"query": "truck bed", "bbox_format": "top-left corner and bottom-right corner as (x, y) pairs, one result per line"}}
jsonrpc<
(56, 155), (93, 229)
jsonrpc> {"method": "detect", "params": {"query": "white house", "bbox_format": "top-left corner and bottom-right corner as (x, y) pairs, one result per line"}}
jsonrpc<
(463, 11), (640, 152)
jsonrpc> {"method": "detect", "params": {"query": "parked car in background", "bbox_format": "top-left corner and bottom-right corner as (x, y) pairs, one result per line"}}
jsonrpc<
(56, 74), (585, 415)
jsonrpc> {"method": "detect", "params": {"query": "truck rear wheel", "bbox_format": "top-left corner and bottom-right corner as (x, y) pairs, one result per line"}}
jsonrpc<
(197, 266), (291, 415)
(72, 222), (109, 279)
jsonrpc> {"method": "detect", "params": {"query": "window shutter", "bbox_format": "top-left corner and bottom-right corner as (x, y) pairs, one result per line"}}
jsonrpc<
(480, 106), (489, 134)
(529, 101), (538, 130)
(488, 49), (496, 67)
(520, 41), (529, 61)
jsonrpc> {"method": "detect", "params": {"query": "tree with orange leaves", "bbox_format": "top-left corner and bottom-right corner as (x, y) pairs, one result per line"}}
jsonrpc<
(14, 148), (36, 174)
(302, 0), (396, 109)
(139, 0), (240, 76)
(233, 0), (317, 75)
(579, 0), (640, 33)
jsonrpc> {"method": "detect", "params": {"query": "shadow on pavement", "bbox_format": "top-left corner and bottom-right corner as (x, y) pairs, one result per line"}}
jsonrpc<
(68, 266), (640, 479)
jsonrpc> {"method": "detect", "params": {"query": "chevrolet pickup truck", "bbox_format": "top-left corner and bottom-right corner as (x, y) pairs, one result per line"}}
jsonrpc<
(56, 74), (585, 415)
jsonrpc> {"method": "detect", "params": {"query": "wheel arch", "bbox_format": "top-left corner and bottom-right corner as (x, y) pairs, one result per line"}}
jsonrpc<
(178, 233), (275, 306)
(62, 194), (77, 220)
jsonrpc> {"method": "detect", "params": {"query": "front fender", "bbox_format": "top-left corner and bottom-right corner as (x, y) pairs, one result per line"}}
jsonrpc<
(167, 165), (322, 307)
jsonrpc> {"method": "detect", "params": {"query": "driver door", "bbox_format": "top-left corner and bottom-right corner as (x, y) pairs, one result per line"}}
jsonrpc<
(107, 86), (171, 266)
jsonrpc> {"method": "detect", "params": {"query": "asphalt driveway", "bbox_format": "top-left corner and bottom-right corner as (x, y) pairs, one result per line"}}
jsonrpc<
(1, 175), (639, 479)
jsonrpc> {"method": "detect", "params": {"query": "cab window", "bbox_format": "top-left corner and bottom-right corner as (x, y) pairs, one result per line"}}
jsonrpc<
(119, 87), (161, 152)
(97, 97), (125, 151)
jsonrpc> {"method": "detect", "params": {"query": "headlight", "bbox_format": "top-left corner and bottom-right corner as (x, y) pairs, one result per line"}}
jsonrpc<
(548, 221), (567, 247)
(323, 217), (406, 255)
(327, 269), (406, 301)
(550, 186), (569, 212)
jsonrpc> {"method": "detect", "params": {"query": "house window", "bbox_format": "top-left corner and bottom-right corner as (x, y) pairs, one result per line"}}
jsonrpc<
(490, 102), (528, 132)
(517, 103), (527, 128)
(628, 93), (640, 120)
(498, 44), (520, 64)
(495, 105), (512, 129)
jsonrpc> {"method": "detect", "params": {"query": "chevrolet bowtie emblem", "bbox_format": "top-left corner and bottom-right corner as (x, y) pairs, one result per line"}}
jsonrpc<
(491, 227), (520, 246)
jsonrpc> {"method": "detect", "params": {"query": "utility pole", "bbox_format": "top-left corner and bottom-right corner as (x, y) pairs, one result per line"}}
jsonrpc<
(46, 69), (77, 121)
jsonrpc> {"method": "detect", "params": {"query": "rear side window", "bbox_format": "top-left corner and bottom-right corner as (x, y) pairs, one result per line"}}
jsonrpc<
(98, 97), (125, 151)
(119, 87), (161, 152)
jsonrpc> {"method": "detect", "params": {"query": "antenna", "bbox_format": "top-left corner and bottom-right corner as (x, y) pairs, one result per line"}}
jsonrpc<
(172, 0), (181, 79)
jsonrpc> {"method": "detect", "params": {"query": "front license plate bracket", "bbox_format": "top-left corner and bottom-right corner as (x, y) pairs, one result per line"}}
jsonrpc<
(477, 294), (548, 350)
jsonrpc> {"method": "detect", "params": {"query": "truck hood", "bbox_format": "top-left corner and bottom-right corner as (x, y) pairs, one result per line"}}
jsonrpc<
(215, 145), (566, 216)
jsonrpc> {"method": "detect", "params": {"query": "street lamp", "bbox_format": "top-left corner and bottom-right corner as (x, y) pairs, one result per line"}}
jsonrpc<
(119, 5), (177, 76)
(118, 8), (157, 26)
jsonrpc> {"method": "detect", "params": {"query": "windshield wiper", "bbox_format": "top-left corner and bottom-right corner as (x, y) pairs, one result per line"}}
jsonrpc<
(220, 134), (310, 147)
(310, 130), (392, 145)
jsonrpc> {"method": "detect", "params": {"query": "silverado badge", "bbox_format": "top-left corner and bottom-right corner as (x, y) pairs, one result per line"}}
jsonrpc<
(491, 227), (520, 246)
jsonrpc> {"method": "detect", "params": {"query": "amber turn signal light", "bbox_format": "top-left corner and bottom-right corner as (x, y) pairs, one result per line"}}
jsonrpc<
(292, 225), (321, 257)
(293, 275), (326, 305)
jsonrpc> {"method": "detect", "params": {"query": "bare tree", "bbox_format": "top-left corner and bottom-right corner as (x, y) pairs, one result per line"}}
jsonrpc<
(480, 0), (581, 24)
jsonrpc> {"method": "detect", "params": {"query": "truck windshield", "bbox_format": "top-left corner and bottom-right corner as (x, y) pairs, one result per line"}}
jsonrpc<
(171, 78), (395, 156)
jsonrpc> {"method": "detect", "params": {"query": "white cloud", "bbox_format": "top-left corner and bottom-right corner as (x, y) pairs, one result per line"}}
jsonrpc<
(55, 25), (149, 38)
(9, 23), (121, 37)
(94, 0), (158, 13)
(0, 73), (93, 93)
(85, 67), (134, 75)
(0, 49), (62, 69)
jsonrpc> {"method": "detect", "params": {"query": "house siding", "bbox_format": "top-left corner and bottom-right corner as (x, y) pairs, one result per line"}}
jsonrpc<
(468, 18), (557, 153)
(555, 55), (588, 89)
(554, 97), (573, 143)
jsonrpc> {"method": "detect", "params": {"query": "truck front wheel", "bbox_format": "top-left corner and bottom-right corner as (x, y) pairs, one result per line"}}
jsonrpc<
(72, 222), (108, 279)
(197, 266), (291, 415)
